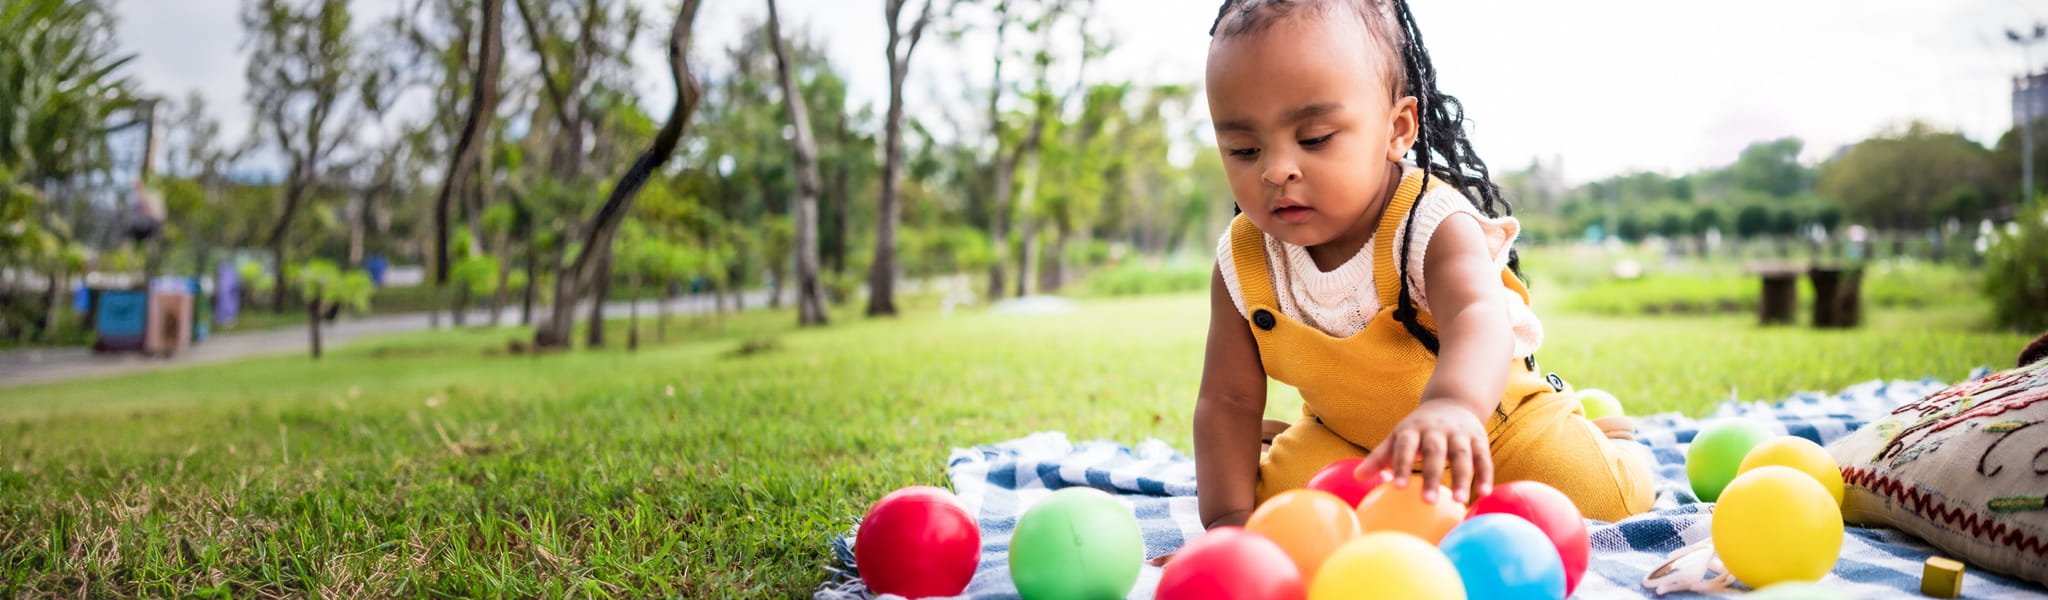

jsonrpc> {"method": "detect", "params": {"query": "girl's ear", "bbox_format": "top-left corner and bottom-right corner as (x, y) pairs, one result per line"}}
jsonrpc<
(1385, 96), (1420, 163)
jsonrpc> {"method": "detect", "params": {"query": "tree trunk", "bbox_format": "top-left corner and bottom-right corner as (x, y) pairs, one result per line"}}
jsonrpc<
(437, 0), (504, 329)
(266, 170), (309, 314)
(536, 0), (703, 349)
(628, 271), (641, 351)
(39, 266), (63, 342)
(982, 4), (1020, 304)
(1044, 224), (1069, 292)
(308, 298), (323, 359)
(521, 244), (537, 325)
(490, 258), (512, 325)
(768, 0), (830, 326)
(1014, 147), (1044, 298)
(454, 286), (470, 327)
(585, 247), (611, 348)
(869, 0), (934, 317)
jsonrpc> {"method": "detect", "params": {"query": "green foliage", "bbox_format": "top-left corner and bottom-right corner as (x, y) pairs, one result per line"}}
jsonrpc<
(1817, 122), (1999, 230)
(0, 0), (134, 182)
(1082, 259), (1210, 297)
(902, 225), (994, 277)
(1984, 201), (2048, 332)
(451, 255), (502, 298)
(293, 259), (372, 312)
(236, 258), (276, 296)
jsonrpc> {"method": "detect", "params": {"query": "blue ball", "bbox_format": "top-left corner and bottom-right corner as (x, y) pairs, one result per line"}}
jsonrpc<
(1438, 513), (1568, 600)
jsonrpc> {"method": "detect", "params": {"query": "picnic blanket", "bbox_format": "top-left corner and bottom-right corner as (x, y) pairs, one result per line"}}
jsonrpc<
(817, 370), (2048, 599)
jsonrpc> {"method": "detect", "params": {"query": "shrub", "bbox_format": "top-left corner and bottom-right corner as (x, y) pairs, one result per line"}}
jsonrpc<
(1984, 201), (2048, 332)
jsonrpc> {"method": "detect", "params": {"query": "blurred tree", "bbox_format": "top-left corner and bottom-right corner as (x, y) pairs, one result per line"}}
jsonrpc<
(535, 0), (703, 349)
(1993, 124), (2047, 207)
(293, 258), (372, 358)
(0, 0), (135, 341)
(869, 0), (941, 316)
(766, 0), (829, 326)
(1735, 203), (1772, 239)
(1728, 137), (1808, 198)
(1817, 122), (1997, 232)
(431, 0), (504, 325)
(509, 0), (649, 338)
(243, 0), (380, 312)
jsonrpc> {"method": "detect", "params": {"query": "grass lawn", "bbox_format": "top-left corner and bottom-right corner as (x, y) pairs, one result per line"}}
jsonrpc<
(0, 291), (2029, 598)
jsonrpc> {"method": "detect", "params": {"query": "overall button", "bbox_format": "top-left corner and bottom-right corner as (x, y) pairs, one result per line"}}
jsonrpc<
(1252, 309), (1276, 331)
(1525, 355), (1538, 371)
(1546, 373), (1567, 392)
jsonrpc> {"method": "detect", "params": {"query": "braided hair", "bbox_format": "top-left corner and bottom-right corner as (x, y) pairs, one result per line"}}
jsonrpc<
(1210, 0), (1520, 355)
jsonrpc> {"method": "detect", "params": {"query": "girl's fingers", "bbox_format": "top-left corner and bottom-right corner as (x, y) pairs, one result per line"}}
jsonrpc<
(1447, 434), (1473, 504)
(1470, 436), (1495, 499)
(1356, 440), (1390, 478)
(1386, 430), (1420, 488)
(1417, 431), (1447, 503)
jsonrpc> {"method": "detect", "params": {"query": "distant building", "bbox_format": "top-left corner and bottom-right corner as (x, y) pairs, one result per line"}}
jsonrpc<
(2017, 69), (2048, 129)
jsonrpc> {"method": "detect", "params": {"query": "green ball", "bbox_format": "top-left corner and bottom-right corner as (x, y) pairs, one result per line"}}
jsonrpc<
(1686, 419), (1774, 502)
(1008, 487), (1143, 600)
(1578, 388), (1627, 420)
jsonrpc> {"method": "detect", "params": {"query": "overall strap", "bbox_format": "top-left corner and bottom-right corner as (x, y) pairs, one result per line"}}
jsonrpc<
(1228, 213), (1278, 313)
(1372, 169), (1431, 309)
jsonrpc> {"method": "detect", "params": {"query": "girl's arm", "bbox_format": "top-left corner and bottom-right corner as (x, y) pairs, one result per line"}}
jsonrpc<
(1357, 213), (1511, 503)
(1194, 264), (1268, 529)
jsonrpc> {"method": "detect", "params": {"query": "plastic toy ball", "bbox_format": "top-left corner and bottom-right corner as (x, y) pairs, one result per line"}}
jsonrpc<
(1354, 475), (1465, 544)
(1309, 531), (1466, 600)
(1711, 466), (1844, 588)
(1743, 582), (1857, 600)
(1736, 436), (1845, 507)
(854, 486), (981, 599)
(1008, 487), (1144, 600)
(1466, 480), (1590, 596)
(1308, 458), (1392, 507)
(1685, 419), (1774, 502)
(1576, 389), (1626, 420)
(1438, 514), (1567, 600)
(1245, 489), (1360, 581)
(1155, 527), (1306, 600)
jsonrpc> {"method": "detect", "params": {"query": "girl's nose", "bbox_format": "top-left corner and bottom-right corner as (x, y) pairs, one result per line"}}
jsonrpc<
(1262, 160), (1301, 186)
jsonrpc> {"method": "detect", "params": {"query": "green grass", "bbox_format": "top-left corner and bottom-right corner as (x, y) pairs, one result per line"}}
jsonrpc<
(0, 289), (2030, 597)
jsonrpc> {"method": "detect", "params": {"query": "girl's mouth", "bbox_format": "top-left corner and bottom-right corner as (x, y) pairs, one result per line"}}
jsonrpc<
(1274, 206), (1313, 224)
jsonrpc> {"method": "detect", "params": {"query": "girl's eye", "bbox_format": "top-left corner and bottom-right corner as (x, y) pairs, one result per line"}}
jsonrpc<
(1227, 147), (1259, 159)
(1300, 133), (1333, 148)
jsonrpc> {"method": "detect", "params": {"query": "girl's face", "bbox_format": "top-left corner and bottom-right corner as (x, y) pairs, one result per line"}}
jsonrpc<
(1206, 13), (1417, 252)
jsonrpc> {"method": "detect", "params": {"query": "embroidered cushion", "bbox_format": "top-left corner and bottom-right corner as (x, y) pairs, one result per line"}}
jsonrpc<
(1826, 360), (2048, 585)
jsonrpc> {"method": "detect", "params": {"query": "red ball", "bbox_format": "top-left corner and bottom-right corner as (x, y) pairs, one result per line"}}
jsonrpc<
(1467, 480), (1592, 597)
(1307, 458), (1392, 507)
(856, 486), (981, 599)
(1156, 527), (1305, 600)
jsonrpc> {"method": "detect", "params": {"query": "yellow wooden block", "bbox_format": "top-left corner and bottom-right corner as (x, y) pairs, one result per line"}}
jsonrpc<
(1921, 556), (1965, 598)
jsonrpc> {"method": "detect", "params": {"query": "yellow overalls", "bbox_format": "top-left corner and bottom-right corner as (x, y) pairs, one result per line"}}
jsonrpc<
(1239, 170), (1654, 522)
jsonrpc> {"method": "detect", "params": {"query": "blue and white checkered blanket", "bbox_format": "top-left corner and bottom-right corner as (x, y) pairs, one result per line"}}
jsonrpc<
(819, 371), (2048, 599)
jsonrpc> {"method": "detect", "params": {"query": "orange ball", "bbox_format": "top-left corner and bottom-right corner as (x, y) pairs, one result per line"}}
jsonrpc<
(1245, 489), (1361, 581)
(1354, 475), (1466, 544)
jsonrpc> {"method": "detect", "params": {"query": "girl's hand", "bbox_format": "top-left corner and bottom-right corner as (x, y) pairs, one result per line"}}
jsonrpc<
(1354, 400), (1493, 504)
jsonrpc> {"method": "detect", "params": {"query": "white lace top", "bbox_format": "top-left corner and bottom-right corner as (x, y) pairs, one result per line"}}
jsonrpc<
(1216, 164), (1545, 358)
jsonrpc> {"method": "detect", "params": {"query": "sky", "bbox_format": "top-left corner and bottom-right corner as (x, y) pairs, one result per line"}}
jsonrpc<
(114, 0), (2047, 185)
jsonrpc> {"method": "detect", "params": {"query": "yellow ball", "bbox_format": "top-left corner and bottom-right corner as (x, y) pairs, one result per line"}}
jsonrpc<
(1712, 466), (1844, 588)
(1308, 532), (1465, 600)
(1737, 436), (1845, 507)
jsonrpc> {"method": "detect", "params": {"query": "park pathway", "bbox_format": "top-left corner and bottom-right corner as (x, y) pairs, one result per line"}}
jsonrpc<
(0, 288), (785, 390)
